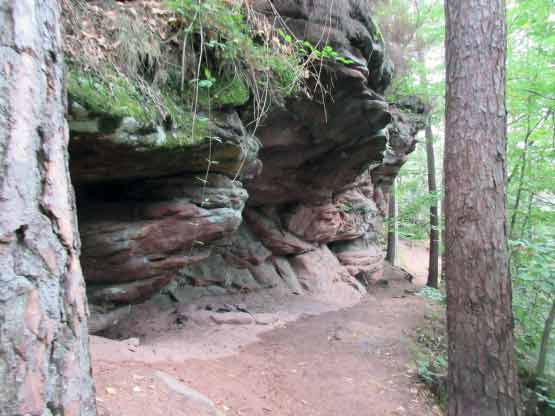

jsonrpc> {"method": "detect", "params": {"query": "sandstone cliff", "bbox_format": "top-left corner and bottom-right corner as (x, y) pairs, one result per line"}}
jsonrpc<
(63, 0), (425, 312)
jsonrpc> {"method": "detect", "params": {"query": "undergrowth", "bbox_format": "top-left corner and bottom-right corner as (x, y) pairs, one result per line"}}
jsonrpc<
(411, 290), (448, 409)
(165, 0), (305, 105)
(413, 286), (555, 415)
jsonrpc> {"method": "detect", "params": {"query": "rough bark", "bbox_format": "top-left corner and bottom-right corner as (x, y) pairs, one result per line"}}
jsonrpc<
(444, 0), (521, 415)
(386, 182), (397, 265)
(425, 121), (440, 288)
(0, 1), (97, 415)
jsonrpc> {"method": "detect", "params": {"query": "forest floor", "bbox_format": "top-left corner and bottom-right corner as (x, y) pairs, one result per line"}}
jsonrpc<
(91, 241), (442, 416)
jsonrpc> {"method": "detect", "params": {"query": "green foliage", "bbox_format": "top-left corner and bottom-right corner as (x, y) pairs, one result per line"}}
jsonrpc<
(506, 0), (555, 243)
(372, 0), (445, 244)
(167, 0), (355, 110)
(505, 4), (555, 411)
(417, 287), (446, 305)
(393, 142), (443, 242)
(412, 308), (448, 408)
(512, 236), (555, 359)
(338, 202), (354, 214)
(211, 76), (250, 107)
(416, 355), (447, 399)
(166, 0), (305, 108)
(536, 390), (555, 410)
(375, 0), (445, 106)
(297, 40), (354, 65)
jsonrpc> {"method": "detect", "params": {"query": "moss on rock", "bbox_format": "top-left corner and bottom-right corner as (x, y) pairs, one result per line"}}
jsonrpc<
(68, 66), (209, 147)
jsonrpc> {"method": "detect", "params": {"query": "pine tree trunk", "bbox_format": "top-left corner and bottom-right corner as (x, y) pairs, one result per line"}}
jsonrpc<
(444, 0), (521, 415)
(386, 183), (397, 265)
(425, 121), (440, 288)
(0, 1), (97, 415)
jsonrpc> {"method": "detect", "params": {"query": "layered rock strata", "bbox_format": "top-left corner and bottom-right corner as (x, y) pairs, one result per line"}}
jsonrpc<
(68, 0), (424, 307)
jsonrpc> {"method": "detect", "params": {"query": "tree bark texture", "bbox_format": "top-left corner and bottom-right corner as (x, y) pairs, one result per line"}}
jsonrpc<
(444, 1), (521, 415)
(0, 1), (97, 415)
(425, 122), (440, 289)
(386, 182), (397, 265)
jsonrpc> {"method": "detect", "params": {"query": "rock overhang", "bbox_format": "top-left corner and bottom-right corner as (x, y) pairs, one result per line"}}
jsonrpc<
(63, 0), (424, 313)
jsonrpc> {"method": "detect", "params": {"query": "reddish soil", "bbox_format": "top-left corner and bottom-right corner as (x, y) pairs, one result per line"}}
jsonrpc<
(92, 242), (442, 416)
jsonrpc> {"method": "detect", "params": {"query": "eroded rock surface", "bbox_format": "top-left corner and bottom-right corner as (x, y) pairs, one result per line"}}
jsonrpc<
(67, 0), (424, 311)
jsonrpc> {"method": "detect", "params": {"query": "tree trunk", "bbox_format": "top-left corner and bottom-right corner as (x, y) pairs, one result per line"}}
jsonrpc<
(415, 46), (440, 289)
(0, 1), (97, 415)
(520, 192), (535, 241)
(386, 183), (397, 265)
(536, 298), (555, 381)
(525, 298), (555, 416)
(509, 113), (531, 240)
(444, 0), (521, 415)
(425, 120), (440, 288)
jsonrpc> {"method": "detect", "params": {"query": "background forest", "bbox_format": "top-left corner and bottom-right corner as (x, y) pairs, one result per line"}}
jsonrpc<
(374, 0), (555, 411)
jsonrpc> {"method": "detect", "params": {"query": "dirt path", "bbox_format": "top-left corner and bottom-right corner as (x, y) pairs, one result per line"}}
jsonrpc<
(92, 243), (441, 416)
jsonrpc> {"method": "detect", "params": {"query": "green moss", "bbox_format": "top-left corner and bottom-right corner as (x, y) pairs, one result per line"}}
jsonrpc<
(368, 18), (385, 46)
(267, 55), (303, 96)
(161, 117), (210, 149)
(68, 69), (157, 123)
(211, 77), (250, 107)
(68, 66), (208, 148)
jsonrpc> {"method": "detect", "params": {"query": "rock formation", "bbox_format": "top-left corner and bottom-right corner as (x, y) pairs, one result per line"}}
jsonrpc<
(65, 0), (425, 310)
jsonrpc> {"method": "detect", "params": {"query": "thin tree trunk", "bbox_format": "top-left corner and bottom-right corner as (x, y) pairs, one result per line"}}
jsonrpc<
(509, 118), (531, 240)
(415, 46), (440, 288)
(386, 182), (397, 265)
(425, 120), (440, 288)
(444, 0), (521, 415)
(536, 298), (555, 380)
(0, 1), (97, 414)
(520, 192), (535, 241)
(509, 110), (550, 239)
(525, 298), (555, 416)
(509, 192), (536, 269)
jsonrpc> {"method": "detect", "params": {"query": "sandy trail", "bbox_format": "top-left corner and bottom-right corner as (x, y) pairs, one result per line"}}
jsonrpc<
(92, 241), (440, 416)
